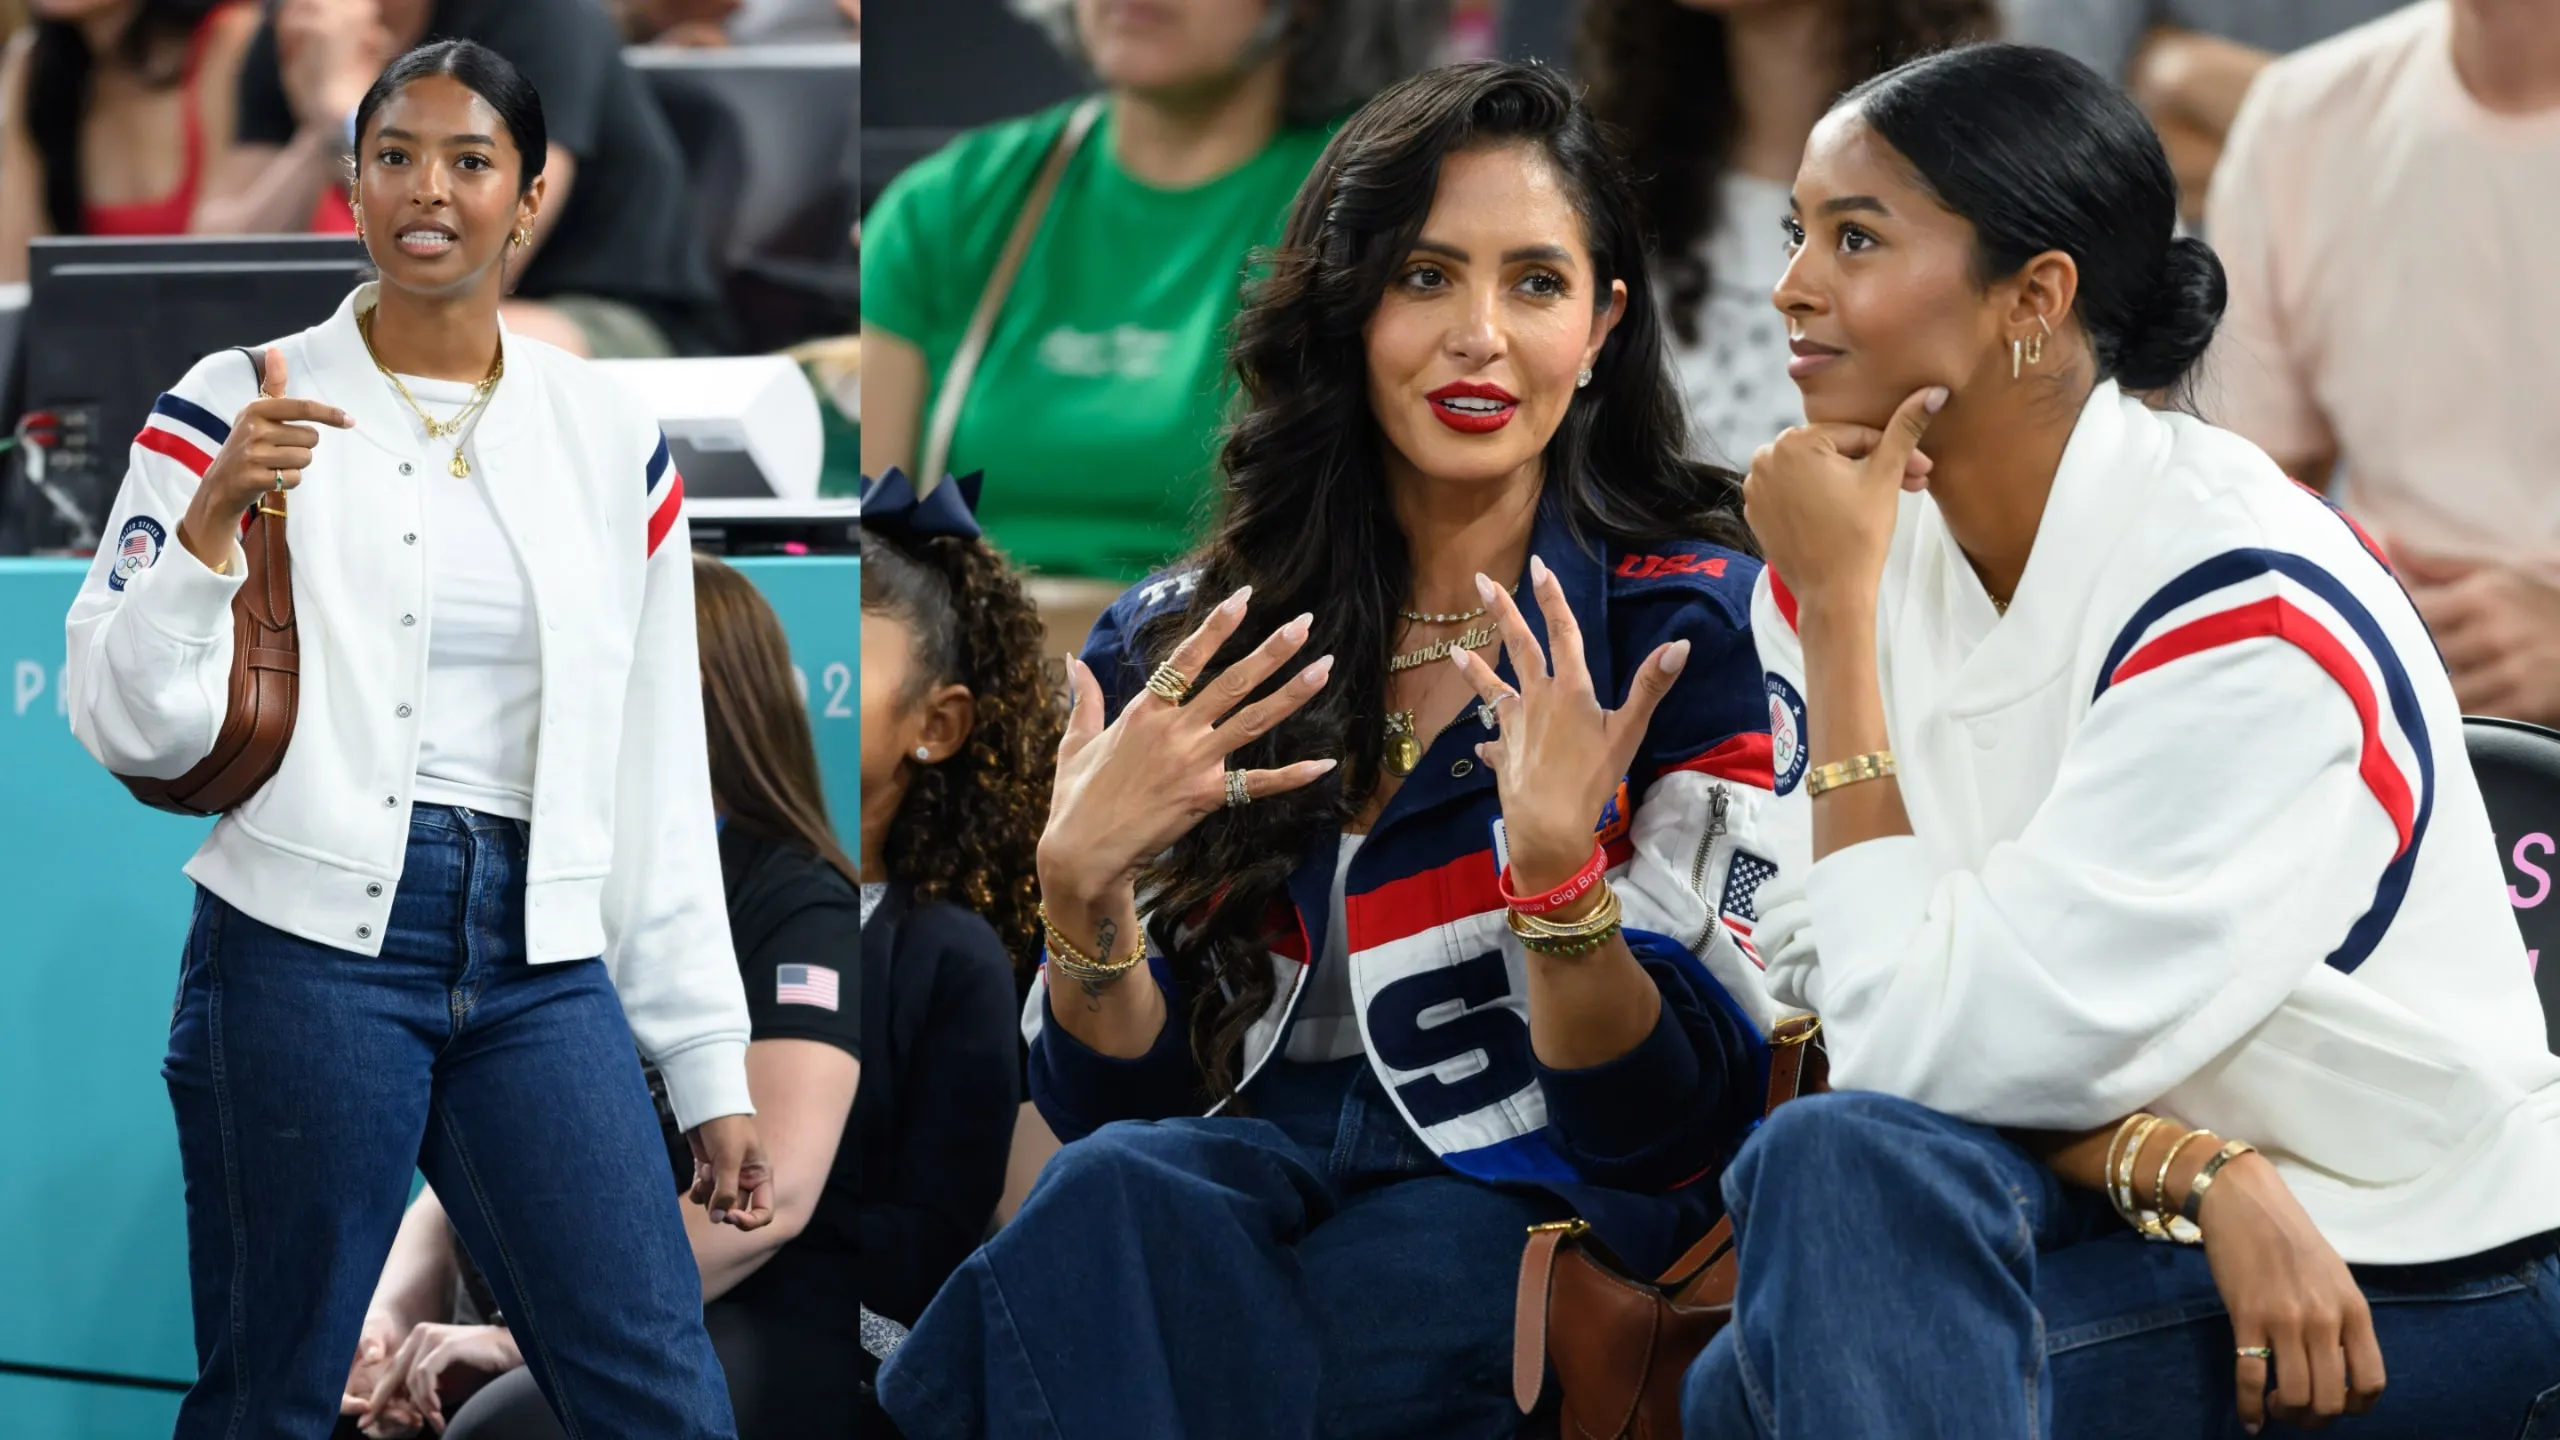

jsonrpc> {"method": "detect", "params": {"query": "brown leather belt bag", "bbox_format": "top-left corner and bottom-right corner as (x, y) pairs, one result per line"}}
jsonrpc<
(1514, 1013), (1829, 1440)
(116, 347), (300, 817)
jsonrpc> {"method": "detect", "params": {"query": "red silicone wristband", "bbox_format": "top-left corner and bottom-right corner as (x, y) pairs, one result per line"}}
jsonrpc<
(1501, 841), (1607, 917)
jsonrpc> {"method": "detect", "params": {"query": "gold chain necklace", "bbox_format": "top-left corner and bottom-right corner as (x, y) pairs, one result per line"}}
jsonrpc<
(358, 306), (504, 478)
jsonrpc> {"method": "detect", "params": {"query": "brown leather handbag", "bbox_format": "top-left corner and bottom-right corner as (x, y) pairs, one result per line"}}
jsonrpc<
(116, 347), (300, 817)
(1513, 1014), (1829, 1440)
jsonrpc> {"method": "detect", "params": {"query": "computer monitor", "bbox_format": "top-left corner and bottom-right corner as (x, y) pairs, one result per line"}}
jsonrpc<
(3, 235), (369, 555)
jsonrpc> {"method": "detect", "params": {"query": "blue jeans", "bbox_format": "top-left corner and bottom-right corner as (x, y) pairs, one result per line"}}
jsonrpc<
(165, 805), (734, 1440)
(1683, 1091), (2560, 1439)
(878, 1056), (1564, 1440)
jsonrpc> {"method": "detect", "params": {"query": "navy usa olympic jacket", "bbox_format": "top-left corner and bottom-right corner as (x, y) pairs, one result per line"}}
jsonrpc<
(1026, 502), (1788, 1269)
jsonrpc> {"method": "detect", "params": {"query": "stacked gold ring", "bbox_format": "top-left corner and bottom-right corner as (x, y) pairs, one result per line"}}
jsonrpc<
(1225, 770), (1251, 808)
(1145, 661), (1193, 705)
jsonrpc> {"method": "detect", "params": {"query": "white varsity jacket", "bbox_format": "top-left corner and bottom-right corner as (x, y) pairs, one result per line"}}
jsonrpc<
(1751, 381), (2560, 1264)
(64, 283), (753, 1130)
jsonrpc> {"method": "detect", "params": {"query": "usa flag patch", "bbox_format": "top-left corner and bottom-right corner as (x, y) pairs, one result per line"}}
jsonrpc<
(775, 964), (839, 1011)
(1720, 850), (1778, 968)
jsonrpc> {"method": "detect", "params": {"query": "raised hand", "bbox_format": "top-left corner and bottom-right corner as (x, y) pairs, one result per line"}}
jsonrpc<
(176, 347), (354, 571)
(1450, 555), (1687, 895)
(1741, 385), (1944, 606)
(1037, 585), (1340, 905)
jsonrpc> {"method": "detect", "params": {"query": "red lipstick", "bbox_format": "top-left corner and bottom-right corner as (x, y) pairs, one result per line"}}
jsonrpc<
(1426, 380), (1520, 434)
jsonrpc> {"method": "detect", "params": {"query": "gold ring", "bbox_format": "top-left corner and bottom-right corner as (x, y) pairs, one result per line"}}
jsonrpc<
(1144, 660), (1193, 705)
(2235, 1346), (2274, 1361)
(1224, 770), (1251, 808)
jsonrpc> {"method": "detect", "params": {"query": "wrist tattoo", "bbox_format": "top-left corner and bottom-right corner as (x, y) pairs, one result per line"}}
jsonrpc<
(1083, 916), (1122, 1010)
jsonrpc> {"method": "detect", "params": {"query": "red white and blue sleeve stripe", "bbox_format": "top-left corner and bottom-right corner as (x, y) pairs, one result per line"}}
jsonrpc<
(2094, 548), (2433, 975)
(645, 432), (685, 558)
(134, 393), (231, 478)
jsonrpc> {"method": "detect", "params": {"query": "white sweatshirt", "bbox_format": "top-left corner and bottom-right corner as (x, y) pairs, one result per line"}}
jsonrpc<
(1750, 382), (2560, 1264)
(64, 284), (753, 1131)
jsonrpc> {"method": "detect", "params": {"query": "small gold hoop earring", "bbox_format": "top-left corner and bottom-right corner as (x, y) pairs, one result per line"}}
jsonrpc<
(2024, 332), (2045, 368)
(512, 226), (532, 248)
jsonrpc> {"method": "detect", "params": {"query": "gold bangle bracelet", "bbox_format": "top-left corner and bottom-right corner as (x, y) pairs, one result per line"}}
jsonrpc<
(2181, 1139), (2258, 1225)
(1805, 750), (1896, 798)
(2153, 1128), (2213, 1216)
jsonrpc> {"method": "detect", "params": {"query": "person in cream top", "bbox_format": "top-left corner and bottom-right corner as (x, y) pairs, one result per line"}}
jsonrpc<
(64, 41), (770, 1440)
(1682, 43), (2560, 1440)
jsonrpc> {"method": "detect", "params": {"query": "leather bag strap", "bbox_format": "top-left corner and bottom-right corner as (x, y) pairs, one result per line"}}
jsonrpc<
(1513, 1222), (1571, 1414)
(919, 95), (1104, 489)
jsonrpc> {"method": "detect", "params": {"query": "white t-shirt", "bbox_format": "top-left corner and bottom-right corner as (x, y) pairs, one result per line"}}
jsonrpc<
(1283, 833), (1365, 1063)
(1665, 172), (1805, 471)
(396, 372), (544, 820)
(2204, 0), (2560, 575)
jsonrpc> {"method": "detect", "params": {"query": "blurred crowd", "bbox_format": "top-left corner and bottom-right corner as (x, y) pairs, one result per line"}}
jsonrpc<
(849, 0), (2560, 1425)
(0, 0), (863, 499)
(860, 0), (2559, 719)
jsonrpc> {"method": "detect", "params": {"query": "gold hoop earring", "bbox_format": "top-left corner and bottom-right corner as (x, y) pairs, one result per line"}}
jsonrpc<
(512, 225), (532, 248)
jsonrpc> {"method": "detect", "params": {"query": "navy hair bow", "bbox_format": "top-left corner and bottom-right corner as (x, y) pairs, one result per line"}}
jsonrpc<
(860, 468), (985, 544)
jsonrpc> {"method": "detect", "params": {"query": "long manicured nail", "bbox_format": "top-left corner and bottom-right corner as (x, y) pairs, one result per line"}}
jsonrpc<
(1925, 386), (1949, 413)
(1301, 654), (1334, 684)
(1313, 757), (1339, 774)
(1222, 584), (1252, 615)
(1532, 555), (1553, 586)
(1660, 639), (1691, 673)
(1449, 647), (1471, 671)
(1475, 573), (1497, 604)
(1284, 611), (1313, 641)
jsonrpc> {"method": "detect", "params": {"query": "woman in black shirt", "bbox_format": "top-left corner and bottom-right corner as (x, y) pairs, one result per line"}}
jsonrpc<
(342, 555), (867, 1438)
(853, 470), (1059, 1374)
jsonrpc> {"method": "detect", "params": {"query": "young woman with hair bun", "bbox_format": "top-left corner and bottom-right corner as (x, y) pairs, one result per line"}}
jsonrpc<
(1688, 41), (2560, 1439)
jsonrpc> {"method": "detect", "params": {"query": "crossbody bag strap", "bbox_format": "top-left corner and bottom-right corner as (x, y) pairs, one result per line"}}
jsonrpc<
(918, 94), (1105, 491)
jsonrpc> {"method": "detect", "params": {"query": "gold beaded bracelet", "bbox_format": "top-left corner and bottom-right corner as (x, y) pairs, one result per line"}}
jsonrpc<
(1038, 901), (1145, 988)
(1505, 883), (1625, 957)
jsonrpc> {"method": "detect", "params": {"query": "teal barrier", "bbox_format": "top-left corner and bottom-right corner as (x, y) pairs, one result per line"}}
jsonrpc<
(0, 555), (856, 1431)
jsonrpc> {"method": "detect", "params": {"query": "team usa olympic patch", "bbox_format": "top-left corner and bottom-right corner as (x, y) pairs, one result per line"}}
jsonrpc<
(1766, 673), (1808, 796)
(109, 516), (166, 592)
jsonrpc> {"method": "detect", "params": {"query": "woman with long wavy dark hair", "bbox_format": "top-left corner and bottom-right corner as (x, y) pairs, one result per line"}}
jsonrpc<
(1577, 0), (1986, 466)
(0, 0), (261, 281)
(880, 61), (1798, 1440)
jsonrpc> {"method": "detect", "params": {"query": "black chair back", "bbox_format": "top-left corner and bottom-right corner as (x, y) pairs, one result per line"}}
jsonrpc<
(2461, 716), (2560, 1052)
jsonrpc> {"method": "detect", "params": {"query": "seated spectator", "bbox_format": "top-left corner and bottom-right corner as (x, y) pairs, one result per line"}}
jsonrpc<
(2001, 0), (2411, 223)
(853, 469), (1057, 1418)
(1684, 42), (2560, 1437)
(1577, 0), (1987, 468)
(858, 0), (1443, 584)
(2204, 0), (2560, 723)
(339, 554), (866, 1438)
(195, 0), (721, 356)
(881, 62), (1784, 1440)
(0, 0), (262, 282)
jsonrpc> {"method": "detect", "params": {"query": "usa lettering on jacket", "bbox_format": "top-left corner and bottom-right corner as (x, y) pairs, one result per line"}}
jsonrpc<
(1024, 523), (1790, 1188)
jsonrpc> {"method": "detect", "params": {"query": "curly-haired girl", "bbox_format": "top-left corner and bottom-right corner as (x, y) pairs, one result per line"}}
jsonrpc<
(1577, 0), (1989, 466)
(854, 468), (1059, 1342)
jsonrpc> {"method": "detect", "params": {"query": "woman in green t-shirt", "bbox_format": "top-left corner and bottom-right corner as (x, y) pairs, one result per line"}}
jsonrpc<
(860, 0), (1442, 585)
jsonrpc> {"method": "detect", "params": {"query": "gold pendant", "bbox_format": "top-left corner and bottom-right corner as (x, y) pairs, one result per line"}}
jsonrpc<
(1385, 711), (1420, 777)
(450, 451), (471, 479)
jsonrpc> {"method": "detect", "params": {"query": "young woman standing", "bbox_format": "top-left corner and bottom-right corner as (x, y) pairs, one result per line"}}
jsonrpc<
(64, 41), (768, 1439)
